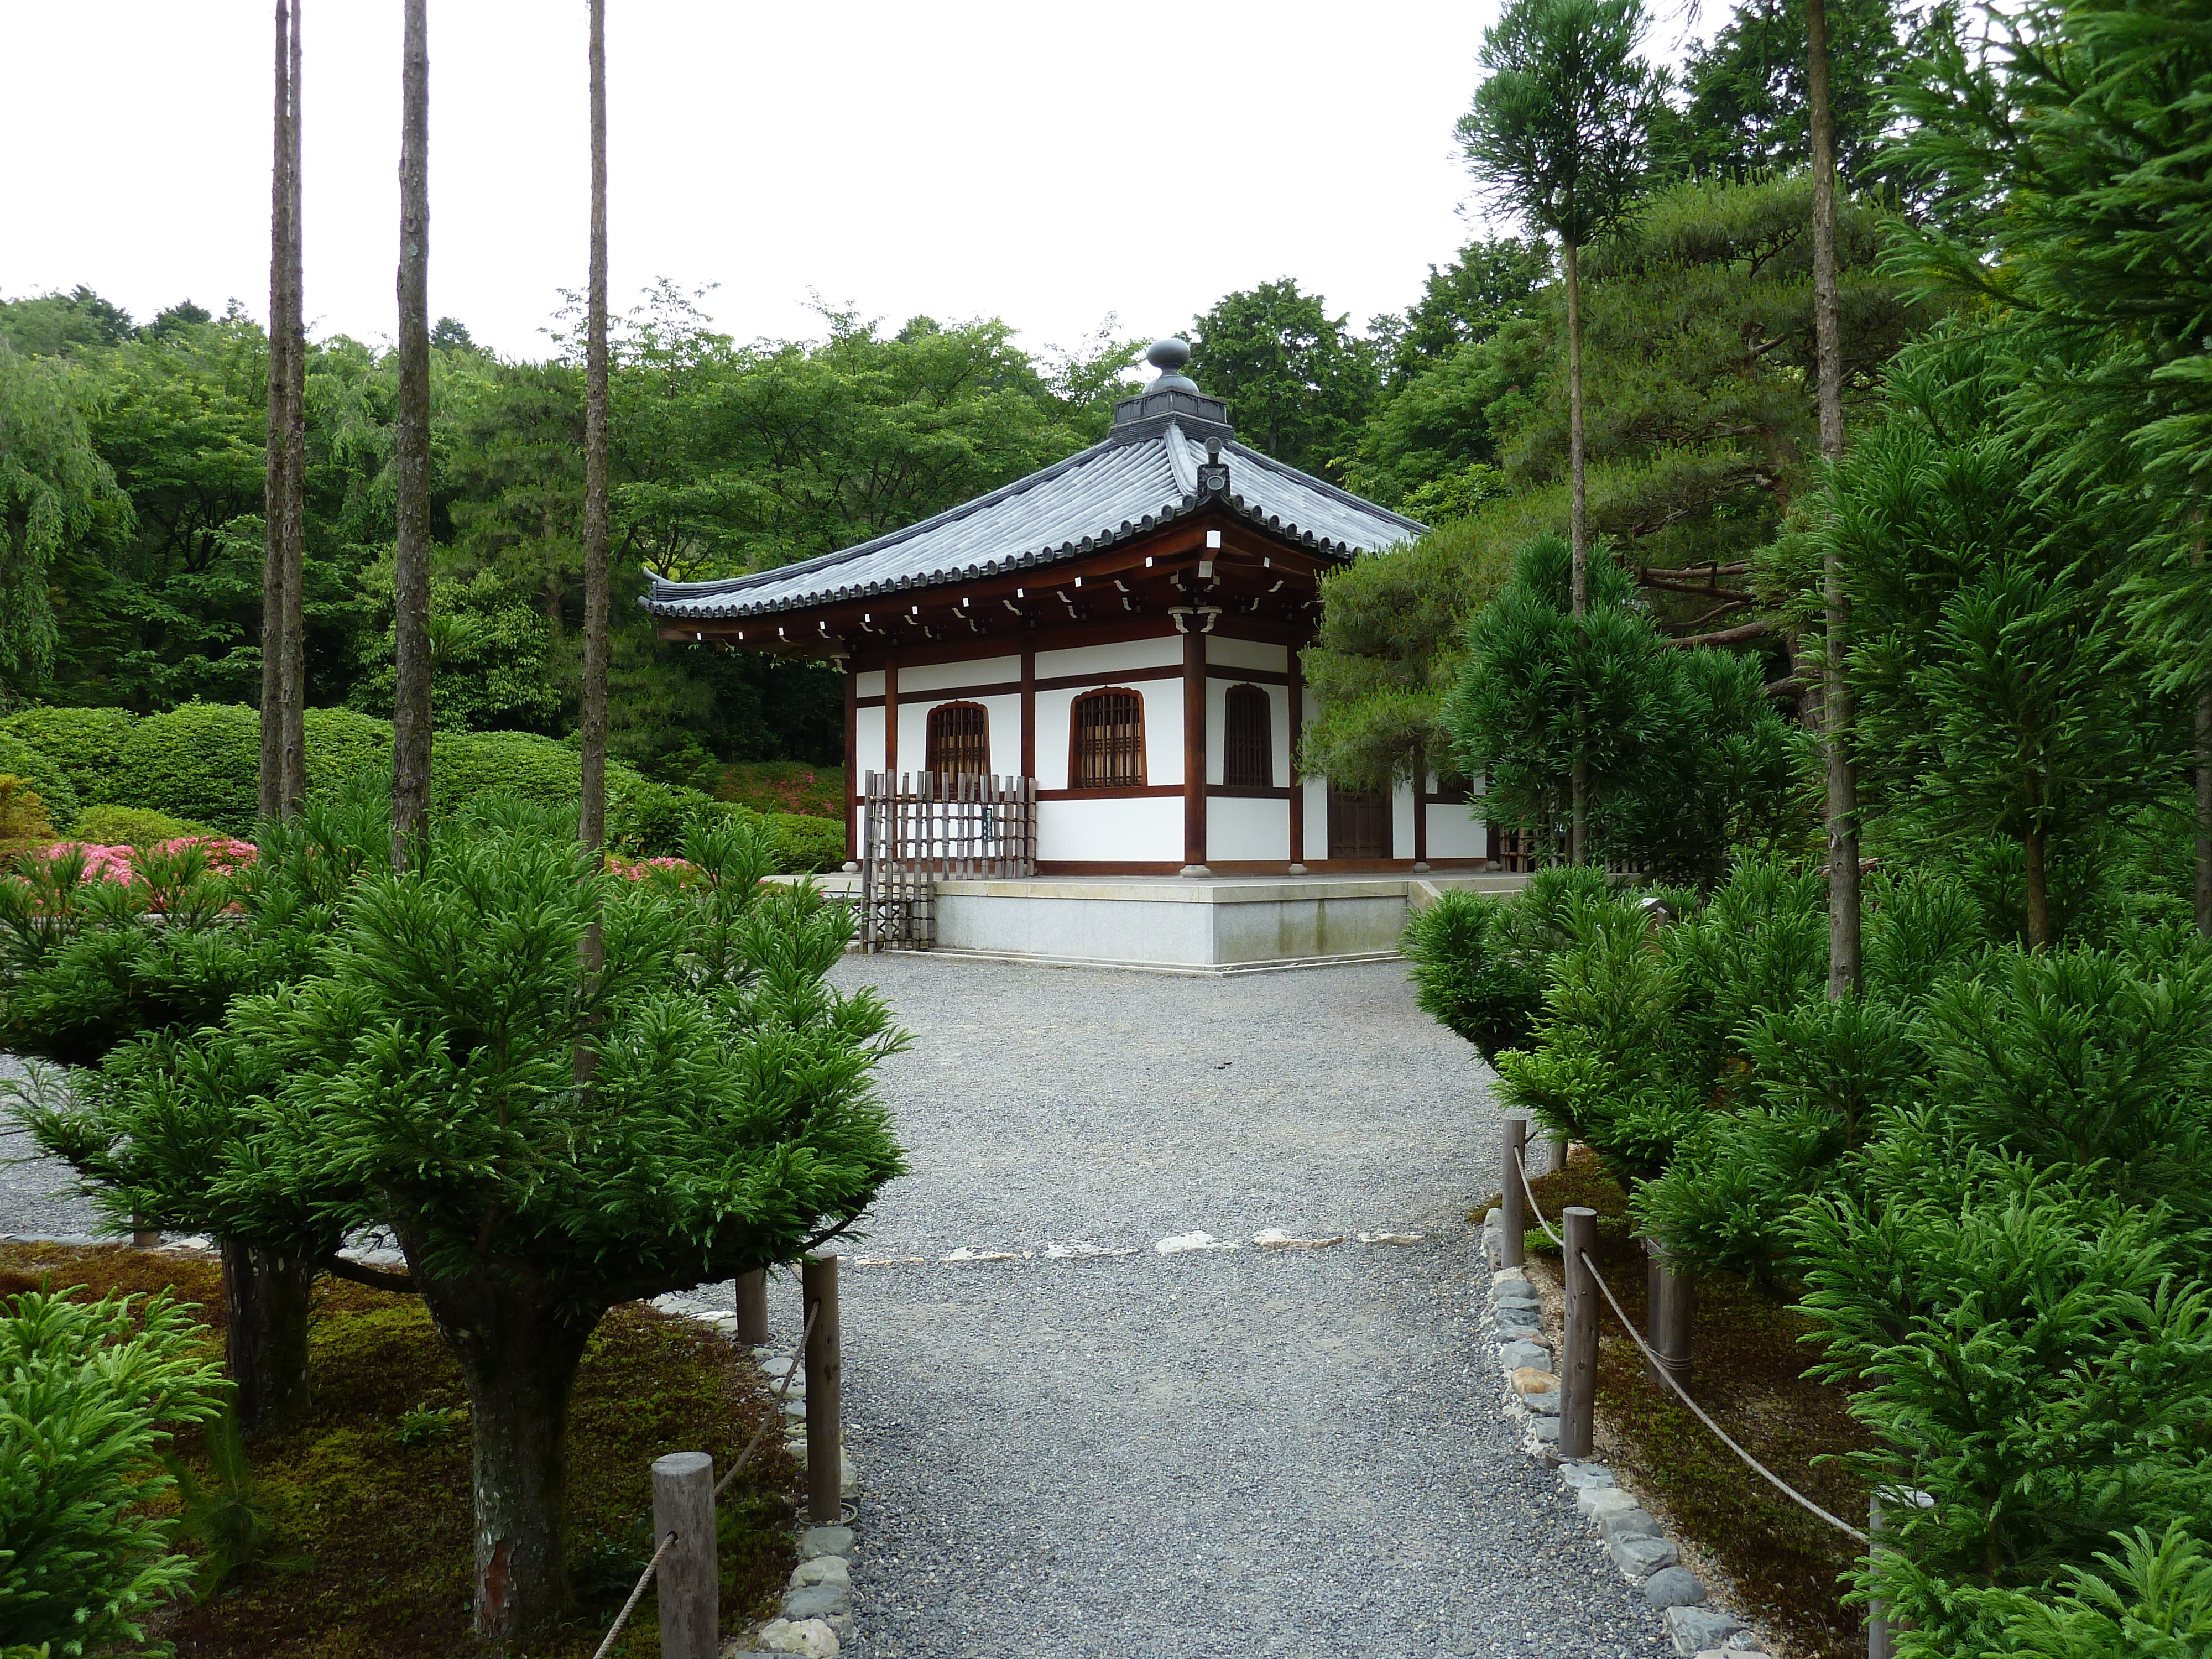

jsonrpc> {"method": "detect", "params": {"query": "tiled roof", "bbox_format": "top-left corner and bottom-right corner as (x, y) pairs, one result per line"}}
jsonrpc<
(641, 422), (1426, 623)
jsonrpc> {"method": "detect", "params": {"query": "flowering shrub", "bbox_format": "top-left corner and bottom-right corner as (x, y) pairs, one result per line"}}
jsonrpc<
(31, 836), (259, 886)
(606, 853), (696, 882)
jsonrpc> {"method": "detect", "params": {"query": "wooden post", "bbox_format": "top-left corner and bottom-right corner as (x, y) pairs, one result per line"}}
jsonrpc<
(1560, 1205), (1599, 1460)
(1867, 1493), (1894, 1659)
(1287, 653), (1306, 872)
(650, 1451), (717, 1659)
(1020, 637), (1036, 783)
(842, 665), (858, 866)
(883, 658), (899, 775)
(734, 1269), (768, 1344)
(1499, 1114), (1527, 1270)
(1181, 623), (1209, 875)
(1643, 1237), (1694, 1390)
(131, 1215), (160, 1249)
(801, 1251), (843, 1524)
(1412, 747), (1430, 870)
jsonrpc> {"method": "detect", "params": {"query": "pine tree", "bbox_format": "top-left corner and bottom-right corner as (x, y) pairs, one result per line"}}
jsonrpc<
(1457, 0), (1665, 860)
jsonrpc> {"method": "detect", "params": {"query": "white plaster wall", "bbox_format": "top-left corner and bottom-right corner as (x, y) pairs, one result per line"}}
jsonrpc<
(901, 654), (1018, 695)
(854, 670), (885, 700)
(1208, 796), (1289, 861)
(1393, 782), (1415, 859)
(1300, 774), (1326, 862)
(1036, 635), (1180, 680)
(1426, 801), (1489, 859)
(1207, 635), (1288, 673)
(1037, 796), (1181, 863)
(1034, 678), (1181, 790)
(855, 707), (886, 777)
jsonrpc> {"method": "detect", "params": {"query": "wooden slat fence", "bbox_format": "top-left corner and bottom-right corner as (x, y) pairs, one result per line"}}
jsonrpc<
(859, 771), (1038, 951)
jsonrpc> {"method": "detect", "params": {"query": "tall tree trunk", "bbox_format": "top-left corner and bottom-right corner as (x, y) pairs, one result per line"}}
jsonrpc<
(280, 2), (307, 815)
(575, 0), (612, 1076)
(2023, 825), (2050, 951)
(392, 1214), (598, 1637)
(1566, 236), (1588, 867)
(258, 0), (297, 826)
(1808, 0), (1860, 998)
(390, 0), (432, 869)
(221, 1238), (315, 1437)
(2195, 524), (2211, 938)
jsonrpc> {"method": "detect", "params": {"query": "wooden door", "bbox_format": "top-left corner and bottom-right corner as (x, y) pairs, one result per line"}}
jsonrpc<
(1327, 787), (1391, 860)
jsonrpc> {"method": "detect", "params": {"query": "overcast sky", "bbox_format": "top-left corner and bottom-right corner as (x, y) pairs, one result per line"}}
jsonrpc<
(0, 0), (1604, 367)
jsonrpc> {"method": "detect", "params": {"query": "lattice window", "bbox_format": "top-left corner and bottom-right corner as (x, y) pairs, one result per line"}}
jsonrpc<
(925, 702), (990, 778)
(1070, 688), (1145, 788)
(1223, 684), (1272, 788)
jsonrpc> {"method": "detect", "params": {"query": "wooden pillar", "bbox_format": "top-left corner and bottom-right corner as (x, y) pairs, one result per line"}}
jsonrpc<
(1181, 623), (1209, 875)
(1287, 650), (1306, 872)
(884, 657), (900, 777)
(1020, 637), (1036, 781)
(842, 665), (858, 864)
(801, 1252), (843, 1525)
(650, 1451), (717, 1659)
(1561, 1206), (1600, 1460)
(1412, 745), (1430, 870)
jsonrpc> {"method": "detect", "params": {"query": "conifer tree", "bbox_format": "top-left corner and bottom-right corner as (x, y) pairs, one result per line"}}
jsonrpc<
(1458, 0), (1664, 860)
(259, 0), (305, 826)
(578, 0), (609, 867)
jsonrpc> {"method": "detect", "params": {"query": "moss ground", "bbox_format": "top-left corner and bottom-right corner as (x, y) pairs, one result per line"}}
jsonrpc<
(1, 1242), (801, 1657)
(1494, 1156), (1874, 1659)
(713, 764), (843, 820)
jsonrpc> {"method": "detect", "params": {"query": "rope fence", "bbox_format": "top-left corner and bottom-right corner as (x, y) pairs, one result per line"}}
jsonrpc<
(592, 1280), (833, 1659)
(1498, 1115), (1868, 1549)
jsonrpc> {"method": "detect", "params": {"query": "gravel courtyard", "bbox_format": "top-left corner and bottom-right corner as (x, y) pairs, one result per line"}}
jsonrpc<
(0, 953), (1677, 1658)
(745, 953), (1674, 1659)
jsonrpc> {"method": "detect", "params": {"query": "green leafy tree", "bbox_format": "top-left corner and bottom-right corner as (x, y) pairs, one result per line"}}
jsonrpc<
(0, 286), (139, 357)
(1186, 279), (1379, 481)
(0, 352), (132, 693)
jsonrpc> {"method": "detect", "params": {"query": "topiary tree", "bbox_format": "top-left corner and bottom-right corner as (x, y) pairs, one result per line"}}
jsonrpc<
(59, 808), (906, 1637)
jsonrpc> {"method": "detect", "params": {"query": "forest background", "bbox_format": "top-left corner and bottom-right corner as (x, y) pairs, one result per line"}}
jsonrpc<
(0, 0), (1923, 799)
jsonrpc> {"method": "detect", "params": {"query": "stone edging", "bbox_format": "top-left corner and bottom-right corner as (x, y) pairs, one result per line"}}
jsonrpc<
(1477, 1209), (1767, 1659)
(648, 1293), (861, 1659)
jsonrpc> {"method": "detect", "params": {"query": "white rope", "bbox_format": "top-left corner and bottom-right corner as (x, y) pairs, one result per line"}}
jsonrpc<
(1577, 1249), (1869, 1543)
(1511, 1147), (1566, 1248)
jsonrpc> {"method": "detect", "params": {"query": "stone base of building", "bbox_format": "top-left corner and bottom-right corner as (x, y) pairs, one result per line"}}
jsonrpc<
(808, 870), (1531, 974)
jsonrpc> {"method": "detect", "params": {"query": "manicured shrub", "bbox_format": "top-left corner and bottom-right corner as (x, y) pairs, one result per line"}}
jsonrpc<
(0, 1286), (228, 1656)
(765, 811), (846, 874)
(67, 805), (214, 846)
(108, 703), (261, 834)
(0, 706), (136, 807)
(301, 706), (397, 797)
(1402, 890), (1545, 1064)
(0, 733), (80, 831)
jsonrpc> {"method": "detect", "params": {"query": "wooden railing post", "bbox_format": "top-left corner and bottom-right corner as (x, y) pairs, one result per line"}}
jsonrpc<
(1499, 1114), (1528, 1269)
(734, 1267), (768, 1344)
(650, 1451), (717, 1659)
(1644, 1235), (1694, 1390)
(1560, 1206), (1599, 1460)
(802, 1250), (843, 1524)
(1867, 1493), (1895, 1659)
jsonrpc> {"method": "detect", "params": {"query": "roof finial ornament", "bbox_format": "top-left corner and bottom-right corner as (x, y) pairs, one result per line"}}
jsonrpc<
(1146, 337), (1199, 394)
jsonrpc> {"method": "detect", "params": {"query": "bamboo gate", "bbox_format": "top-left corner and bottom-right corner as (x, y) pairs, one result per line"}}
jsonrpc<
(858, 770), (1037, 951)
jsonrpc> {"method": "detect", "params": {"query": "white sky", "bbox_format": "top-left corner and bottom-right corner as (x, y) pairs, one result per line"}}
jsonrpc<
(0, 0), (1572, 366)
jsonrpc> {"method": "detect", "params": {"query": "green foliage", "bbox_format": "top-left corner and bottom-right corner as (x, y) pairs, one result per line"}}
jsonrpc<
(1974, 1523), (2212, 1659)
(0, 1286), (227, 1656)
(0, 735), (77, 833)
(765, 811), (846, 875)
(65, 805), (212, 846)
(1403, 893), (1547, 1063)
(394, 1405), (463, 1449)
(1444, 535), (1800, 876)
(161, 1408), (286, 1599)
(0, 707), (135, 808)
(1187, 279), (1379, 481)
(0, 351), (131, 695)
(1457, 0), (1667, 253)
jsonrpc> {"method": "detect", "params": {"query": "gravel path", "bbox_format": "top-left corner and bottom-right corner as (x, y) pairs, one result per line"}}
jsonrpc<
(738, 954), (1673, 1659)
(0, 1055), (97, 1237)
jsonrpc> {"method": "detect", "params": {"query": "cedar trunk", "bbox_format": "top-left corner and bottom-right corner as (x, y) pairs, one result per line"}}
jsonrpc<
(2023, 826), (2051, 951)
(259, 0), (305, 823)
(390, 0), (433, 867)
(404, 1251), (600, 1636)
(1807, 0), (1861, 998)
(221, 1239), (315, 1437)
(1564, 237), (1588, 867)
(577, 0), (611, 1020)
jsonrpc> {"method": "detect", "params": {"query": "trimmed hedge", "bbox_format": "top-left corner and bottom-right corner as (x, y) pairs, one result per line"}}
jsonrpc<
(0, 733), (82, 830)
(766, 812), (847, 874)
(0, 706), (136, 807)
(67, 805), (215, 846)
(22, 701), (770, 863)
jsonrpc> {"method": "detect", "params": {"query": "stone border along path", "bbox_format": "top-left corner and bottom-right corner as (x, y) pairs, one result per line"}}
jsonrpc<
(1475, 1209), (1771, 1659)
(682, 954), (1682, 1659)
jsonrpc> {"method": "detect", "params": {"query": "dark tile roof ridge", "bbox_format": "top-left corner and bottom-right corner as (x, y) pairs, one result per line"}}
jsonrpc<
(645, 433), (1128, 600)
